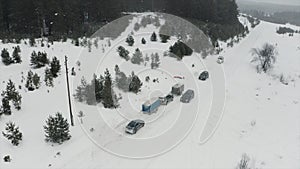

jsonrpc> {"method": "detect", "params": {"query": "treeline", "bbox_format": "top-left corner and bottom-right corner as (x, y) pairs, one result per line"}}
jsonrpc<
(0, 0), (241, 40)
(242, 10), (300, 27)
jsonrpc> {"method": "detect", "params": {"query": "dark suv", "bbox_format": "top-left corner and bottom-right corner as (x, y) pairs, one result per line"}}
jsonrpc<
(125, 120), (145, 134)
(199, 71), (209, 81)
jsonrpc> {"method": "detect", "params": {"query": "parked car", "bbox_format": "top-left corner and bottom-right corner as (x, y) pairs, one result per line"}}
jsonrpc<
(199, 71), (209, 81)
(125, 120), (145, 134)
(217, 56), (224, 64)
(171, 83), (184, 96)
(180, 89), (194, 103)
(142, 98), (161, 114)
(159, 94), (174, 105)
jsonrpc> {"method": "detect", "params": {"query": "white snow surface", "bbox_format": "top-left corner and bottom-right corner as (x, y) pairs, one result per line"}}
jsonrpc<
(0, 13), (300, 169)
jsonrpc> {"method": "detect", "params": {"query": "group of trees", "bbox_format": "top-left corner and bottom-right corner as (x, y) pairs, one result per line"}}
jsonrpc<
(25, 71), (41, 91)
(30, 51), (49, 68)
(1, 80), (22, 115)
(276, 27), (299, 35)
(119, 32), (165, 65)
(75, 65), (143, 107)
(169, 40), (193, 60)
(1, 46), (21, 65)
(0, 0), (241, 39)
(75, 69), (118, 108)
(115, 65), (142, 93)
(2, 112), (71, 147)
(28, 51), (61, 89)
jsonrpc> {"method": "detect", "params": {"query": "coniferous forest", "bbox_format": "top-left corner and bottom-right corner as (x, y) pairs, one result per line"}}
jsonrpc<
(0, 0), (243, 41)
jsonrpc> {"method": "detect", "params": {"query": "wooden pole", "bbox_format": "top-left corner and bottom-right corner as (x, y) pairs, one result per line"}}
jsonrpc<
(65, 56), (74, 126)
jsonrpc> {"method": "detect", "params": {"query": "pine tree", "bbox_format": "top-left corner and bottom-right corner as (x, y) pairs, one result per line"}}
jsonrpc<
(4, 80), (17, 100)
(44, 112), (71, 144)
(126, 35), (134, 46)
(74, 77), (89, 103)
(117, 46), (130, 61)
(1, 97), (11, 115)
(29, 37), (36, 47)
(94, 74), (104, 103)
(151, 53), (160, 69)
(44, 67), (54, 87)
(50, 57), (61, 78)
(12, 47), (21, 63)
(71, 67), (76, 76)
(1, 48), (12, 65)
(25, 70), (35, 91)
(2, 80), (22, 110)
(30, 51), (49, 68)
(129, 72), (143, 93)
(75, 38), (80, 46)
(12, 93), (22, 110)
(115, 65), (130, 92)
(131, 48), (144, 65)
(85, 83), (96, 105)
(32, 73), (41, 89)
(151, 32), (157, 42)
(16, 46), (21, 53)
(141, 38), (146, 44)
(2, 122), (23, 146)
(102, 69), (115, 108)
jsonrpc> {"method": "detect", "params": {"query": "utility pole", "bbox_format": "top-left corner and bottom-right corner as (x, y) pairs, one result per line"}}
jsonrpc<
(65, 56), (74, 126)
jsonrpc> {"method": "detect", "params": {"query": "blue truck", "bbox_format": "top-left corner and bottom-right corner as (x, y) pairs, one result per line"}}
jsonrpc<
(142, 98), (161, 114)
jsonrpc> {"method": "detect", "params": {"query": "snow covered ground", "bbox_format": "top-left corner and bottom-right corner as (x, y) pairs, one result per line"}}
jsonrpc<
(0, 13), (300, 168)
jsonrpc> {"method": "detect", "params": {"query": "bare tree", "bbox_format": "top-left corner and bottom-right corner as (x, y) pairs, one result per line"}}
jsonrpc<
(251, 43), (277, 73)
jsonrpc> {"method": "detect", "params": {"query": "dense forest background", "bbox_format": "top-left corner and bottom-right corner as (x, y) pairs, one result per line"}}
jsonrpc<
(0, 0), (243, 42)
